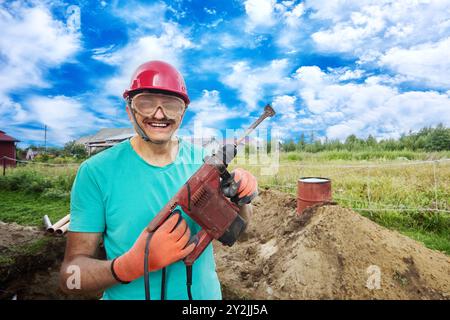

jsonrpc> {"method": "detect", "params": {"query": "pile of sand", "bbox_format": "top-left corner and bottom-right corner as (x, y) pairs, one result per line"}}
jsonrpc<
(214, 189), (450, 299)
(0, 221), (42, 250)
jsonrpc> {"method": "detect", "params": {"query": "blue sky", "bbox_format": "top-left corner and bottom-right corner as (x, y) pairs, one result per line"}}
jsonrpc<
(0, 0), (449, 147)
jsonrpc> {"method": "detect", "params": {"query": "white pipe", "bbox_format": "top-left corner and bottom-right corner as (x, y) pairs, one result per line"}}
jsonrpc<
(43, 215), (52, 231)
(47, 214), (70, 233)
(55, 222), (70, 236)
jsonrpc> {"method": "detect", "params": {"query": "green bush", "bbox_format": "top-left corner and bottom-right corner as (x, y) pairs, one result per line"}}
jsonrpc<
(0, 167), (76, 200)
(286, 153), (303, 161)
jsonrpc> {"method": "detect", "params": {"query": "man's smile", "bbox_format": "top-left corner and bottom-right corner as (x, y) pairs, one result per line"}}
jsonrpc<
(143, 119), (174, 130)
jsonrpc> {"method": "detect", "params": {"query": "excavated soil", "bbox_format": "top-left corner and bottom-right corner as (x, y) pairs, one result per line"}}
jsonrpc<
(214, 189), (450, 299)
(1, 189), (449, 299)
(0, 222), (99, 300)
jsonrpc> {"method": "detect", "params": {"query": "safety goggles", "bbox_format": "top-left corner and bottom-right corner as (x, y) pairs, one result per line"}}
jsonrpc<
(131, 93), (185, 118)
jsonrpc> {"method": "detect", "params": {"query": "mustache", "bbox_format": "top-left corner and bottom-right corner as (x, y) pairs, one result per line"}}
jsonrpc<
(142, 117), (176, 124)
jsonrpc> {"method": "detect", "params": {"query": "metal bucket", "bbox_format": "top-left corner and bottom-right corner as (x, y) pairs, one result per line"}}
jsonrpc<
(297, 177), (332, 215)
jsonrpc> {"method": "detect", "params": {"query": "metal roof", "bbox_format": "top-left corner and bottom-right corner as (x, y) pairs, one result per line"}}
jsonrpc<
(0, 130), (20, 142)
(76, 128), (135, 144)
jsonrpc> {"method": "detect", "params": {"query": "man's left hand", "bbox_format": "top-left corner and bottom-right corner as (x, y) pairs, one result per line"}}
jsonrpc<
(221, 168), (258, 206)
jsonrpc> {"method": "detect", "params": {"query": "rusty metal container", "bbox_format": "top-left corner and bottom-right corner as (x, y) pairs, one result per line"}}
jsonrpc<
(297, 177), (332, 215)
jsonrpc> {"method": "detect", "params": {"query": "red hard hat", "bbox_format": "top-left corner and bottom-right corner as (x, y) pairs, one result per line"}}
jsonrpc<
(123, 60), (190, 105)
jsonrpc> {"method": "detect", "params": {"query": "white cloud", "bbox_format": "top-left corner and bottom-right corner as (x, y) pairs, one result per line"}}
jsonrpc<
(93, 22), (194, 97)
(0, 2), (85, 146)
(222, 59), (292, 110)
(0, 94), (27, 126)
(294, 66), (450, 140)
(379, 37), (450, 88)
(242, 0), (306, 49)
(244, 0), (276, 31)
(272, 95), (297, 120)
(187, 90), (241, 129)
(308, 0), (450, 88)
(282, 2), (305, 28)
(26, 95), (107, 145)
(110, 1), (168, 32)
(325, 67), (365, 81)
(204, 7), (216, 15)
(269, 95), (300, 137)
(0, 2), (81, 95)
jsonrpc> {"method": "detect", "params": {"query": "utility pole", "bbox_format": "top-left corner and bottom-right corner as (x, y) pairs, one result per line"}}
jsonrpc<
(44, 124), (47, 153)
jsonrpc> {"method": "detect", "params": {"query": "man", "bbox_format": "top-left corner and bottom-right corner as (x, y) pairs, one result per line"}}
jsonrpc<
(60, 60), (258, 300)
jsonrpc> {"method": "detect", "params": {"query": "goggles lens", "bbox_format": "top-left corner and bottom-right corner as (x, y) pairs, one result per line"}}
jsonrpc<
(132, 93), (185, 117)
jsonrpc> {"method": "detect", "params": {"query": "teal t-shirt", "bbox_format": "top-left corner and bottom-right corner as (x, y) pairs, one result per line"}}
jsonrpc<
(69, 137), (222, 300)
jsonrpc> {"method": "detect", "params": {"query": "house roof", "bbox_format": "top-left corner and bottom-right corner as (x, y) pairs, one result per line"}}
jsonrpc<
(0, 130), (20, 142)
(76, 128), (135, 144)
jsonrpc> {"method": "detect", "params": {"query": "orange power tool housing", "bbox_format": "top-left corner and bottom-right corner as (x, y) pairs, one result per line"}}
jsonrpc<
(147, 144), (245, 266)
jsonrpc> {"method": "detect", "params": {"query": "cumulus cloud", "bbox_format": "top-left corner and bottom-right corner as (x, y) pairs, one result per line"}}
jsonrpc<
(0, 2), (81, 95)
(110, 1), (168, 33)
(244, 0), (277, 31)
(243, 0), (306, 50)
(294, 66), (450, 140)
(222, 59), (292, 110)
(188, 90), (241, 128)
(25, 95), (108, 145)
(379, 37), (450, 88)
(0, 1), (87, 146)
(308, 0), (450, 89)
(93, 22), (194, 97)
(177, 90), (243, 144)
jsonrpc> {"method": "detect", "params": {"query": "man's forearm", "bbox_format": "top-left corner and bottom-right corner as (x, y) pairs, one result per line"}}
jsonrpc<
(60, 255), (118, 295)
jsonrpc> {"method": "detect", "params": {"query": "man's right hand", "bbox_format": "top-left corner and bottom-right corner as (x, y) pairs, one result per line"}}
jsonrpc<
(112, 213), (195, 283)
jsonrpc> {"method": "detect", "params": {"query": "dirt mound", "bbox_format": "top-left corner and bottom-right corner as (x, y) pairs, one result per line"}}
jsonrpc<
(0, 221), (42, 249)
(215, 189), (450, 299)
(0, 222), (99, 300)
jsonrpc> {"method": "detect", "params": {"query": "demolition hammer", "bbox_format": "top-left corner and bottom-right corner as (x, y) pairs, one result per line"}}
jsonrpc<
(144, 104), (276, 300)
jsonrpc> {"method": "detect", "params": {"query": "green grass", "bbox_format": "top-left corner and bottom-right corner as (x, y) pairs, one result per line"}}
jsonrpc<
(279, 150), (450, 162)
(1, 151), (449, 255)
(358, 210), (450, 254)
(0, 191), (69, 226)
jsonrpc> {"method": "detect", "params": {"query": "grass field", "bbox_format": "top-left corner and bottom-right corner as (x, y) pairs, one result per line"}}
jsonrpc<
(0, 151), (449, 254)
(231, 151), (450, 254)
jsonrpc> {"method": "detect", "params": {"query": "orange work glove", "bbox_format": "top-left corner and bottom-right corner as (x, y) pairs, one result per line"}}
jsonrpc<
(221, 168), (258, 206)
(112, 213), (195, 283)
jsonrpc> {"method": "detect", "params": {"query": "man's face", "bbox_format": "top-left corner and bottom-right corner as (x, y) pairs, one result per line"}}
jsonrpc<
(126, 92), (186, 144)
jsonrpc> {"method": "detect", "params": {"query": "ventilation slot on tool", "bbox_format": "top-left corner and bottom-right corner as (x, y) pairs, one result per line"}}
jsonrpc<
(192, 187), (209, 208)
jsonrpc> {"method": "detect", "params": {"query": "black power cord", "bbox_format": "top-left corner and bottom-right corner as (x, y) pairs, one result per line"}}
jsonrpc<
(144, 232), (154, 300)
(144, 211), (193, 301)
(161, 267), (166, 300)
(186, 265), (193, 300)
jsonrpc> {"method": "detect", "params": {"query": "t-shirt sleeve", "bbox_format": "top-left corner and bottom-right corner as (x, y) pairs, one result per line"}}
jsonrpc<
(69, 162), (106, 233)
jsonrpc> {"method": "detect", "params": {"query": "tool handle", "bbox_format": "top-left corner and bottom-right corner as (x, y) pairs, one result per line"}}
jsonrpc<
(183, 229), (213, 266)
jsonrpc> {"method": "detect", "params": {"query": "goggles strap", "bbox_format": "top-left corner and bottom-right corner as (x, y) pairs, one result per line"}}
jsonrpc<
(127, 98), (159, 144)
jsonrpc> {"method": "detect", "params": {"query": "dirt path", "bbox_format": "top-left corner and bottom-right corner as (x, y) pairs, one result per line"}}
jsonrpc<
(215, 189), (450, 299)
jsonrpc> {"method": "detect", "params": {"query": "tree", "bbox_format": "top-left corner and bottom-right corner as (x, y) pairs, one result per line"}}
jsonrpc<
(283, 139), (296, 152)
(425, 124), (450, 151)
(297, 133), (306, 151)
(63, 140), (87, 158)
(366, 135), (377, 148)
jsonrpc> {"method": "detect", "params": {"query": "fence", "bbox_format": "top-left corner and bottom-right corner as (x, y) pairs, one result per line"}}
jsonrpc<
(1, 156), (80, 175)
(249, 158), (450, 215)
(2, 155), (449, 214)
